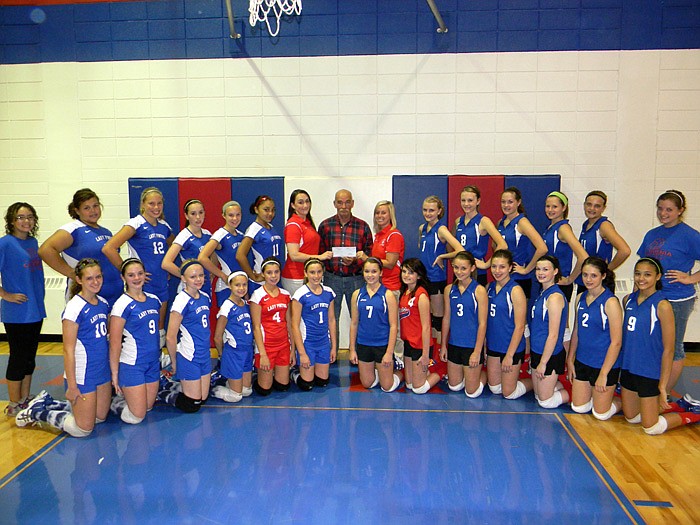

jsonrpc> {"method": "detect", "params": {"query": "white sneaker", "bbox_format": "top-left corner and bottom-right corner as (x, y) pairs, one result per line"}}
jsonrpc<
(211, 385), (243, 403)
(683, 393), (700, 407)
(15, 390), (50, 428)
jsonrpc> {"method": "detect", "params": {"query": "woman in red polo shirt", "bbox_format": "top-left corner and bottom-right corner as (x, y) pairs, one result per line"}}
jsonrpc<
(281, 189), (332, 296)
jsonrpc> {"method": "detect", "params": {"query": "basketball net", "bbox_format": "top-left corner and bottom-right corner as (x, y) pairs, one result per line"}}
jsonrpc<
(249, 0), (302, 37)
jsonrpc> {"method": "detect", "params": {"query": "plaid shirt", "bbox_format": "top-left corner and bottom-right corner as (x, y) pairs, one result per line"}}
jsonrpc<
(318, 214), (374, 276)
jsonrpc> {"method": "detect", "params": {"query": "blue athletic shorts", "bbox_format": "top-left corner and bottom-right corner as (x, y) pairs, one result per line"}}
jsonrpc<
(176, 351), (212, 381)
(119, 359), (160, 388)
(299, 337), (331, 366)
(221, 344), (254, 380)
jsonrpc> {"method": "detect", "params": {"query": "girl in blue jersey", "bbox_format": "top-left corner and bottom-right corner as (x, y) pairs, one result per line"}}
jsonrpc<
(485, 250), (531, 400)
(16, 259), (110, 437)
(162, 199), (213, 296)
(103, 187), (174, 335)
(620, 258), (700, 434)
(418, 196), (464, 342)
(567, 257), (623, 420)
(212, 271), (254, 403)
(199, 200), (246, 308)
(577, 191), (630, 286)
(237, 195), (284, 292)
(440, 251), (488, 398)
(290, 258), (337, 391)
(108, 258), (162, 424)
(638, 190), (700, 395)
(349, 258), (402, 392)
(530, 255), (570, 409)
(39, 188), (122, 307)
(446, 186), (507, 286)
(542, 191), (588, 301)
(1, 202), (46, 417)
(164, 259), (212, 413)
(498, 187), (548, 299)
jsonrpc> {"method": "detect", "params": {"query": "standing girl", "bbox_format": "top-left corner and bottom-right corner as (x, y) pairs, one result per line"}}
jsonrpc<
(486, 250), (531, 400)
(281, 190), (333, 296)
(236, 195), (284, 292)
(620, 257), (700, 434)
(637, 190), (700, 395)
(102, 187), (174, 334)
(567, 257), (623, 419)
(440, 252), (488, 398)
(212, 271), (254, 403)
(198, 201), (245, 308)
(399, 258), (440, 394)
(542, 191), (588, 300)
(290, 258), (337, 391)
(497, 187), (548, 299)
(1, 202), (45, 416)
(162, 199), (213, 296)
(249, 258), (293, 395)
(39, 188), (122, 307)
(164, 260), (212, 413)
(16, 259), (110, 437)
(349, 258), (402, 392)
(529, 255), (570, 409)
(452, 186), (507, 286)
(109, 258), (162, 424)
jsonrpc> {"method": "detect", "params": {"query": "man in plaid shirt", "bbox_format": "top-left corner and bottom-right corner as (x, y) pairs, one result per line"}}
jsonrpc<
(318, 189), (374, 347)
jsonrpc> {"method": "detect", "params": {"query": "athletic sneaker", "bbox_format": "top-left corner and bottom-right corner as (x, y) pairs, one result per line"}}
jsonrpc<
(393, 354), (404, 371)
(682, 393), (700, 407)
(210, 368), (226, 387)
(14, 390), (50, 428)
(110, 394), (127, 415)
(290, 369), (300, 383)
(159, 352), (172, 369)
(4, 402), (21, 417)
(676, 398), (700, 414)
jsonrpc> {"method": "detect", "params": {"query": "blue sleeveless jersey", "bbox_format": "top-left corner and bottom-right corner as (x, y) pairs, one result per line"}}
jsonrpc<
(60, 220), (122, 306)
(125, 215), (173, 301)
(170, 290), (211, 361)
(575, 288), (619, 369)
(543, 220), (573, 278)
(217, 298), (254, 352)
(293, 284), (336, 344)
(419, 219), (447, 282)
(486, 279), (525, 355)
(356, 284), (390, 346)
(244, 222), (284, 273)
(111, 292), (162, 366)
(456, 213), (490, 275)
(0, 235), (46, 323)
(173, 227), (212, 294)
(62, 294), (110, 386)
(211, 227), (246, 293)
(576, 217), (612, 286)
(497, 214), (533, 281)
(530, 285), (568, 357)
(448, 279), (480, 348)
(621, 291), (666, 380)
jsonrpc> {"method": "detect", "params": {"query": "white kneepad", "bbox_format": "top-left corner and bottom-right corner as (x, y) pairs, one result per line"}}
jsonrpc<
(625, 413), (642, 424)
(448, 379), (465, 392)
(488, 383), (502, 395)
(643, 416), (668, 435)
(465, 382), (485, 398)
(381, 374), (401, 393)
(412, 381), (431, 395)
(63, 414), (92, 438)
(504, 381), (527, 400)
(592, 404), (619, 421)
(242, 386), (253, 397)
(538, 390), (564, 409)
(95, 416), (106, 424)
(120, 405), (144, 425)
(571, 399), (593, 414)
(369, 370), (380, 389)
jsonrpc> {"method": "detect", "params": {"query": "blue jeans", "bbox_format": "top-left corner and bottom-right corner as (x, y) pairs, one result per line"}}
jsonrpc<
(322, 272), (364, 346)
(670, 297), (696, 360)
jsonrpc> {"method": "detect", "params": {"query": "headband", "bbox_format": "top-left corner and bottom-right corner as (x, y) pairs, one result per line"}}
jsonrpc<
(180, 259), (202, 276)
(227, 271), (248, 283)
(75, 258), (99, 272)
(222, 200), (240, 214)
(547, 191), (568, 207)
(664, 190), (685, 207)
(261, 259), (281, 271)
(364, 257), (383, 268)
(637, 257), (662, 274)
(183, 199), (201, 213)
(254, 195), (271, 208)
(120, 257), (143, 272)
(304, 258), (323, 271)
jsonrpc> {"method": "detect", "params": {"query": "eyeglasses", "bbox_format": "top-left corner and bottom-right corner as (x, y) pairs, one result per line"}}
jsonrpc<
(15, 215), (36, 221)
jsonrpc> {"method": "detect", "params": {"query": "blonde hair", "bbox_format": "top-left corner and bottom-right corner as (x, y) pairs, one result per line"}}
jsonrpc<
(373, 200), (398, 233)
(139, 187), (165, 220)
(423, 195), (445, 219)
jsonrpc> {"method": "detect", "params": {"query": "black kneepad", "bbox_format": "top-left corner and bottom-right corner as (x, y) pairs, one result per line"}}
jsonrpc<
(175, 393), (201, 413)
(314, 375), (329, 388)
(296, 376), (314, 391)
(200, 395), (209, 405)
(431, 316), (443, 332)
(254, 381), (272, 396)
(272, 378), (290, 392)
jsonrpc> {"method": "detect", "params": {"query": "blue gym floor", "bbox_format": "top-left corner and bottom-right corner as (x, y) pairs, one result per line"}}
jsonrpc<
(0, 356), (656, 524)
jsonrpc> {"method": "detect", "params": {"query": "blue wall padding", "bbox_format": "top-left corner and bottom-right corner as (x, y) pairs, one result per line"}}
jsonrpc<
(392, 174), (448, 261)
(177, 178), (233, 233)
(128, 177), (180, 230)
(230, 177), (285, 235)
(503, 175), (560, 238)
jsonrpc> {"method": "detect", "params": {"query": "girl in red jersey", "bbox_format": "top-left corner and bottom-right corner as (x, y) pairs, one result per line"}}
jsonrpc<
(399, 258), (441, 394)
(249, 257), (294, 395)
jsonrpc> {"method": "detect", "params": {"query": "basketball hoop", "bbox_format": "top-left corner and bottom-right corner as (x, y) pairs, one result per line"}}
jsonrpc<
(249, 0), (302, 37)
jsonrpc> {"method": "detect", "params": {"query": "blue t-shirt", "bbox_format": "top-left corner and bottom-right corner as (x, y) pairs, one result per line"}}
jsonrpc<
(456, 213), (490, 276)
(447, 279), (480, 348)
(125, 215), (173, 301)
(62, 294), (110, 386)
(111, 292), (162, 366)
(173, 227), (212, 294)
(419, 219), (447, 282)
(637, 222), (700, 301)
(170, 290), (211, 361)
(60, 220), (122, 307)
(575, 288), (620, 369)
(217, 298), (254, 352)
(621, 291), (667, 380)
(244, 221), (284, 273)
(356, 284), (390, 347)
(486, 279), (525, 355)
(530, 285), (568, 357)
(0, 235), (46, 323)
(498, 214), (534, 281)
(211, 227), (246, 293)
(576, 217), (613, 286)
(543, 220), (573, 278)
(292, 284), (336, 344)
